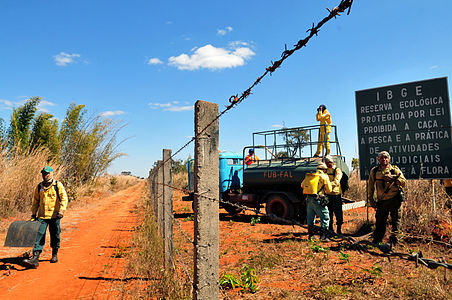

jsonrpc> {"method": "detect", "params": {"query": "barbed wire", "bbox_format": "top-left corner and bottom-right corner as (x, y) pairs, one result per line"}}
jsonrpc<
(151, 180), (452, 272)
(150, 0), (354, 172)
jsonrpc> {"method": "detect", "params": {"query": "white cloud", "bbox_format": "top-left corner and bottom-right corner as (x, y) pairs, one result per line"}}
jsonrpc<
(0, 99), (13, 109)
(164, 105), (193, 112)
(229, 40), (250, 48)
(217, 26), (233, 36)
(147, 58), (163, 65)
(430, 65), (439, 69)
(168, 44), (255, 71)
(99, 110), (125, 117)
(54, 52), (81, 66)
(148, 101), (193, 112)
(272, 124), (283, 128)
(37, 100), (56, 113)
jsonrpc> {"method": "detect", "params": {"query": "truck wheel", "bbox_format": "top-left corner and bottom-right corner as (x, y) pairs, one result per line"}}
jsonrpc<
(265, 194), (294, 223)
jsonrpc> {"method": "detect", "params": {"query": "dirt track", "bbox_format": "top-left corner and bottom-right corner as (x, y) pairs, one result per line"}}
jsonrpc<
(0, 182), (144, 299)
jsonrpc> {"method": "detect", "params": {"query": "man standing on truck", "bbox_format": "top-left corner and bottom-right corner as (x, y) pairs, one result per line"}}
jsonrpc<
(22, 166), (68, 268)
(368, 151), (406, 245)
(325, 155), (343, 235)
(314, 104), (332, 157)
(301, 162), (332, 241)
(245, 149), (259, 166)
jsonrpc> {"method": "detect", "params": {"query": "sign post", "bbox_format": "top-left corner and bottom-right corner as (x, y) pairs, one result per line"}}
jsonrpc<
(355, 77), (452, 181)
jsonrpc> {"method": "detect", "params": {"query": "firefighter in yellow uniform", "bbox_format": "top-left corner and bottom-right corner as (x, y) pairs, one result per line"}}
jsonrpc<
(314, 104), (332, 157)
(368, 151), (406, 245)
(325, 156), (343, 235)
(23, 166), (68, 268)
(301, 162), (332, 241)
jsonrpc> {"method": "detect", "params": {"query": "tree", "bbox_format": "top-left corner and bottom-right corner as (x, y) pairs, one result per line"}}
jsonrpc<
(352, 158), (359, 170)
(278, 127), (310, 158)
(59, 103), (125, 184)
(8, 97), (41, 151)
(30, 113), (60, 158)
(0, 117), (5, 143)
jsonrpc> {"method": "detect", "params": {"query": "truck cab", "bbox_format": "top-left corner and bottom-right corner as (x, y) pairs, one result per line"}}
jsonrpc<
(183, 152), (244, 202)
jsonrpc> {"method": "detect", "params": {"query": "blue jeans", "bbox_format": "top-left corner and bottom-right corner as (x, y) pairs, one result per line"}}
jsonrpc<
(306, 195), (330, 230)
(33, 218), (61, 252)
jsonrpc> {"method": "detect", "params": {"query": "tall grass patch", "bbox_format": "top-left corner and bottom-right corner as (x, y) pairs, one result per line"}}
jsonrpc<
(123, 183), (191, 299)
(0, 145), (61, 217)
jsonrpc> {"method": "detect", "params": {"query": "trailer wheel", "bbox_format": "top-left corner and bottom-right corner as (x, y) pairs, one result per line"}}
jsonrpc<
(265, 194), (294, 223)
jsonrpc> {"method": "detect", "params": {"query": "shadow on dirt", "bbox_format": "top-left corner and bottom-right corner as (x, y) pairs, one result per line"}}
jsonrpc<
(78, 276), (155, 282)
(0, 256), (29, 271)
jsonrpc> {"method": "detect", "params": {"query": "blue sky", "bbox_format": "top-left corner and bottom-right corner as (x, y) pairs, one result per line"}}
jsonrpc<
(1, 0), (451, 177)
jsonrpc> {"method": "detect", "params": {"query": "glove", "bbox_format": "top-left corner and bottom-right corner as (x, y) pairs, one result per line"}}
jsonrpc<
(57, 212), (64, 219)
(30, 215), (37, 221)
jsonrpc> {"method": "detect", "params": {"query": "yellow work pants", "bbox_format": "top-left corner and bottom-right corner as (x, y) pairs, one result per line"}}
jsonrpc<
(315, 128), (330, 156)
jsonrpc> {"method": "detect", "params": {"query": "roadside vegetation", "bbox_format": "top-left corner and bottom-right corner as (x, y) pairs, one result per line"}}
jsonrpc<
(0, 96), (128, 218)
(346, 168), (451, 243)
(125, 161), (450, 298)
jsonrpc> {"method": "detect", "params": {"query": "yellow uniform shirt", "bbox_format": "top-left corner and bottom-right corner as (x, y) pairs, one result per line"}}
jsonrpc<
(326, 167), (342, 195)
(316, 109), (332, 133)
(368, 165), (406, 202)
(31, 180), (68, 219)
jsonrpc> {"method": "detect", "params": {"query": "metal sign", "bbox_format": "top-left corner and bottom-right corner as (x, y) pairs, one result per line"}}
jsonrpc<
(355, 77), (451, 180)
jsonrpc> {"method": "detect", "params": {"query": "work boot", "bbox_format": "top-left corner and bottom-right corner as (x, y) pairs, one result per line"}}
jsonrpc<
(337, 225), (342, 235)
(50, 248), (58, 263)
(23, 251), (41, 268)
(308, 226), (314, 240)
(320, 229), (331, 242)
(389, 235), (398, 246)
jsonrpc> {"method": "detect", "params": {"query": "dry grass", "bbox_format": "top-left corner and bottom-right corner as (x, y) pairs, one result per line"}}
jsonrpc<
(345, 170), (451, 243)
(0, 145), (63, 218)
(121, 182), (191, 299)
(173, 170), (188, 191)
(75, 174), (143, 199)
(0, 141), (143, 219)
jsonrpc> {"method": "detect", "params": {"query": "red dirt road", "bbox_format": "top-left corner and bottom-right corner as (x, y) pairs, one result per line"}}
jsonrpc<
(0, 182), (144, 299)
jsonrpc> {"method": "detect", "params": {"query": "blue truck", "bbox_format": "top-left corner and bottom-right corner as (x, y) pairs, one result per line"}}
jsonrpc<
(183, 125), (350, 222)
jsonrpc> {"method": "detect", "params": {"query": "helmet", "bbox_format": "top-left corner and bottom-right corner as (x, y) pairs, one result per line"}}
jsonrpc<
(249, 149), (254, 154)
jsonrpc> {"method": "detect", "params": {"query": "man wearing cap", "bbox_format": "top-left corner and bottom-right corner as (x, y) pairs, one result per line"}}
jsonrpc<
(314, 104), (332, 157)
(301, 162), (332, 241)
(23, 166), (68, 268)
(368, 151), (406, 245)
(245, 149), (259, 166)
(325, 155), (344, 235)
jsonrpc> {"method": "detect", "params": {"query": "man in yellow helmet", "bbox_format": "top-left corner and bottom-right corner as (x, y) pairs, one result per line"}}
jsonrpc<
(23, 166), (68, 268)
(314, 104), (332, 157)
(301, 162), (332, 241)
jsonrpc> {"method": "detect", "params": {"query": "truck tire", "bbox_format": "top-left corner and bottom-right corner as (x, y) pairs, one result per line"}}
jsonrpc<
(265, 194), (294, 223)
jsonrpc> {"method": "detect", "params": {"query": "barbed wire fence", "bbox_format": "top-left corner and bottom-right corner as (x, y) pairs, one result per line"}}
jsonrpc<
(145, 0), (445, 297)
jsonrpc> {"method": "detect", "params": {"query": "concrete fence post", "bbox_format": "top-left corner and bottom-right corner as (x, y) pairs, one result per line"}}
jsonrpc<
(163, 149), (174, 269)
(157, 160), (164, 236)
(150, 168), (155, 214)
(193, 100), (219, 299)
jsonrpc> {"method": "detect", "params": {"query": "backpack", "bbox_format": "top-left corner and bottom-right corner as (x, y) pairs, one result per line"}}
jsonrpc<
(334, 168), (349, 193)
(38, 181), (61, 202)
